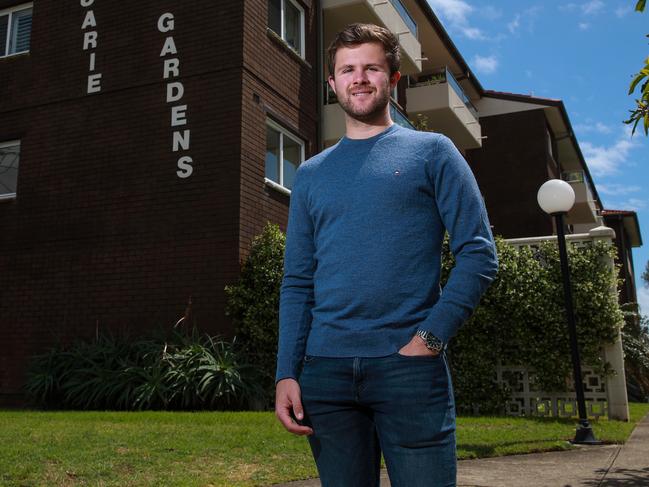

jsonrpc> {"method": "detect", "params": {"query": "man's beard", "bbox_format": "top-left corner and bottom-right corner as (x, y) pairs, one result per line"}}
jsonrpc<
(338, 83), (391, 123)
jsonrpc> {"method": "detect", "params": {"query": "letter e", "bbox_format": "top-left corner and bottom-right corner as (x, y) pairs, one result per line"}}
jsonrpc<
(87, 73), (102, 93)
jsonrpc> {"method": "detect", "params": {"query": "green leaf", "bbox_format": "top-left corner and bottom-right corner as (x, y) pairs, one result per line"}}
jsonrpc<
(629, 70), (648, 94)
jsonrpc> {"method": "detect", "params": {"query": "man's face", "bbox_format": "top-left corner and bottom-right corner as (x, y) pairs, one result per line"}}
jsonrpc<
(328, 42), (400, 123)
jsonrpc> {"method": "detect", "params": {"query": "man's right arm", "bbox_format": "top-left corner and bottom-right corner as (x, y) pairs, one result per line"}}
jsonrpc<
(275, 168), (316, 436)
(275, 167), (316, 383)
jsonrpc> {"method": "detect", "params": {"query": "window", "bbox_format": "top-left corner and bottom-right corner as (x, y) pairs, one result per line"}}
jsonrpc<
(0, 140), (20, 199)
(265, 120), (304, 192)
(0, 4), (33, 58)
(268, 0), (305, 58)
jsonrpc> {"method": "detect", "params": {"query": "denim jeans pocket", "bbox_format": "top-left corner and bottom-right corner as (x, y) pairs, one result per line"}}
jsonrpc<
(395, 351), (442, 360)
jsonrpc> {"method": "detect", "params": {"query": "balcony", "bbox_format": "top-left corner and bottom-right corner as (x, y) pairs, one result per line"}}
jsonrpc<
(562, 171), (599, 225)
(322, 0), (422, 74)
(322, 85), (414, 145)
(405, 68), (482, 149)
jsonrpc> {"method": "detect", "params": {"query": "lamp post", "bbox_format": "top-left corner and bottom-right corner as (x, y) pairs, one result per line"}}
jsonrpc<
(537, 180), (600, 445)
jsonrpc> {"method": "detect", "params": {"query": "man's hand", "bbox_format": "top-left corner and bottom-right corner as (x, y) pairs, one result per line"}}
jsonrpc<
(275, 378), (314, 436)
(398, 334), (439, 357)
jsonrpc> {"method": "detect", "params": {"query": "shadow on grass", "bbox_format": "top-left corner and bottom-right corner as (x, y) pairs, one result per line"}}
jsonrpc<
(458, 439), (573, 459)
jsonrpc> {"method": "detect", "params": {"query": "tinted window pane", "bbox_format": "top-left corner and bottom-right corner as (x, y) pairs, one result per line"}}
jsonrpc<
(0, 144), (19, 196)
(0, 16), (8, 57)
(10, 9), (31, 54)
(265, 126), (280, 183)
(268, 0), (281, 36)
(283, 136), (301, 190)
(284, 1), (301, 53)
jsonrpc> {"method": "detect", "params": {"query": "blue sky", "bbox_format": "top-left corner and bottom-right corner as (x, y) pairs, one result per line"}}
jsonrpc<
(426, 0), (649, 314)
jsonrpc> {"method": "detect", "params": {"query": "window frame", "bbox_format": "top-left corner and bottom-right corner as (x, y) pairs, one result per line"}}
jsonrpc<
(269, 0), (305, 59)
(0, 139), (20, 201)
(0, 2), (33, 59)
(264, 119), (305, 195)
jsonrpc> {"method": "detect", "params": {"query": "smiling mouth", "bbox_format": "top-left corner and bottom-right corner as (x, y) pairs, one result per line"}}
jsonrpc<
(351, 91), (373, 97)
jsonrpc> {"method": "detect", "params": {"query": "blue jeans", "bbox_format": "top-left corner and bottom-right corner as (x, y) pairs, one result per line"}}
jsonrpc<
(298, 351), (457, 487)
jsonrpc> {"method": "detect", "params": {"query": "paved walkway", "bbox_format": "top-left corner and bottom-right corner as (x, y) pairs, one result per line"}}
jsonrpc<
(270, 414), (649, 486)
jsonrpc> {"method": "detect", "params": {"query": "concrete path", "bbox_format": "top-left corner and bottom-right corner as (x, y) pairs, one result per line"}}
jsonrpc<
(270, 414), (649, 486)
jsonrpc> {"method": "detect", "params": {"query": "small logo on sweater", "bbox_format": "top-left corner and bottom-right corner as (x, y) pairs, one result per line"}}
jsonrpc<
(394, 170), (401, 176)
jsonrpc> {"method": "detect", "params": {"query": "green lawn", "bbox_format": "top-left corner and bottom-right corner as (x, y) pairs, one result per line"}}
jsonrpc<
(1, 403), (648, 487)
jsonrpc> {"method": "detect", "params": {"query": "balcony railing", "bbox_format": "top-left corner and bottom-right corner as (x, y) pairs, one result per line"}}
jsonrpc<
(408, 68), (478, 118)
(390, 102), (415, 130)
(389, 0), (417, 38)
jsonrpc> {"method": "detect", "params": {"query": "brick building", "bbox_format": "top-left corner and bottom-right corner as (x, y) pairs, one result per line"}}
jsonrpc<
(0, 0), (642, 405)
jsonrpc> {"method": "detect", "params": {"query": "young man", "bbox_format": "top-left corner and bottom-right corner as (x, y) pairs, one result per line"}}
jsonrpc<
(275, 23), (498, 487)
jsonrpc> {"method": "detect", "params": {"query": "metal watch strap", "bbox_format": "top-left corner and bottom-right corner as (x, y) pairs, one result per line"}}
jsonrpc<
(416, 329), (444, 353)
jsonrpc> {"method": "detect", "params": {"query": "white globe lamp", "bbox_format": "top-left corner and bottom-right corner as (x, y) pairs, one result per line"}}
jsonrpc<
(537, 179), (575, 215)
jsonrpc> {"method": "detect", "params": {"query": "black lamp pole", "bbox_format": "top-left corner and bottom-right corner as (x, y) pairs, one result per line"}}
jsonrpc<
(554, 212), (600, 445)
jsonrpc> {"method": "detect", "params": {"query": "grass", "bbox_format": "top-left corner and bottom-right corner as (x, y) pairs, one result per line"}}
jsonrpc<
(0, 403), (647, 487)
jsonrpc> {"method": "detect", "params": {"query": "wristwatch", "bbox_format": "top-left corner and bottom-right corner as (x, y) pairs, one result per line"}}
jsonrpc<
(416, 330), (444, 354)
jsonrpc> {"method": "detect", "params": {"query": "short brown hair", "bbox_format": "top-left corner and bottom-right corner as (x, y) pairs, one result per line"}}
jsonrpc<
(327, 23), (401, 77)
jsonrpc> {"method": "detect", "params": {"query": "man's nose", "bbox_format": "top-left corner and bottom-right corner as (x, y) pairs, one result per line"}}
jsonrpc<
(351, 68), (369, 84)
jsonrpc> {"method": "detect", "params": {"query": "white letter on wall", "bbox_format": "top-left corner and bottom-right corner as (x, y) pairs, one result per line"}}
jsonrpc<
(166, 82), (185, 103)
(87, 73), (102, 93)
(89, 52), (96, 71)
(177, 156), (194, 178)
(160, 37), (177, 57)
(81, 10), (97, 29)
(83, 31), (98, 50)
(163, 58), (180, 79)
(172, 130), (191, 152)
(157, 13), (175, 33)
(80, 0), (95, 7)
(171, 105), (187, 126)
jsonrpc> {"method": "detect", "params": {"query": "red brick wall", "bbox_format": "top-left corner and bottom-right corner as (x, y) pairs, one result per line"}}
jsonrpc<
(0, 1), (251, 403)
(238, 0), (318, 254)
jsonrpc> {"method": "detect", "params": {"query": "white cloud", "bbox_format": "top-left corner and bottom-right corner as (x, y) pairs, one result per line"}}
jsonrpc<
(574, 121), (613, 134)
(597, 183), (641, 196)
(617, 198), (647, 210)
(559, 3), (579, 12)
(508, 14), (521, 33)
(480, 5), (502, 21)
(578, 22), (590, 30)
(638, 287), (649, 317)
(473, 54), (498, 74)
(427, 0), (486, 39)
(582, 0), (605, 15)
(615, 5), (632, 17)
(581, 128), (641, 176)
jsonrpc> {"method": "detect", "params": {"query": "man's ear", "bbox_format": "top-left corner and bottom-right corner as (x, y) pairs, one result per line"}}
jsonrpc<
(327, 75), (336, 94)
(390, 71), (402, 88)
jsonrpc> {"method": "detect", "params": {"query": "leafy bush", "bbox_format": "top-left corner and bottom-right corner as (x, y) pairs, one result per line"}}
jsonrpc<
(225, 222), (285, 407)
(222, 224), (623, 414)
(446, 237), (623, 414)
(25, 328), (265, 411)
(621, 304), (649, 402)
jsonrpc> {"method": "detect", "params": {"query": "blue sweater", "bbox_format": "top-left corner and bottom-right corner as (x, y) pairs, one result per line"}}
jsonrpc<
(276, 124), (498, 382)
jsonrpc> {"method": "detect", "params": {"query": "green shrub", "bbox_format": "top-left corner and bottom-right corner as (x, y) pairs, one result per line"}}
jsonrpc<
(621, 304), (649, 402)
(222, 224), (623, 414)
(25, 328), (265, 411)
(446, 237), (623, 414)
(225, 222), (286, 408)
